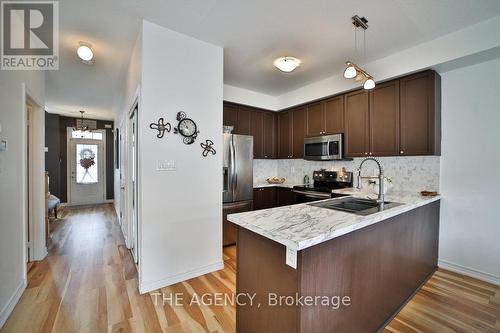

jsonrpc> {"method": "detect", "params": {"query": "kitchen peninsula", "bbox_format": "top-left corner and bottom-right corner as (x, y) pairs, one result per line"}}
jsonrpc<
(228, 189), (440, 333)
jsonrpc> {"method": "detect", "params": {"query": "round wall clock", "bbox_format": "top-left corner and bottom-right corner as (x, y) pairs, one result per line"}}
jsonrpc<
(173, 111), (199, 144)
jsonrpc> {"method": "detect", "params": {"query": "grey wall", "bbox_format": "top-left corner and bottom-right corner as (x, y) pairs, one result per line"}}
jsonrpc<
(44, 112), (61, 198)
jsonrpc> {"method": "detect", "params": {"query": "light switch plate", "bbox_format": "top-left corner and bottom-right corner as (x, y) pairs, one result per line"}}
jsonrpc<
(157, 159), (176, 171)
(286, 247), (297, 269)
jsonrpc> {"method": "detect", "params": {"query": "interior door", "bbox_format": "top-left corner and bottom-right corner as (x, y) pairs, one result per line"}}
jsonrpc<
(129, 108), (139, 264)
(26, 102), (33, 262)
(119, 126), (126, 227)
(68, 132), (105, 205)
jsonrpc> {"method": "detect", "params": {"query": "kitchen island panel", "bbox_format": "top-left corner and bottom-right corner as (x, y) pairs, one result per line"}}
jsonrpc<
(237, 227), (299, 333)
(236, 200), (440, 333)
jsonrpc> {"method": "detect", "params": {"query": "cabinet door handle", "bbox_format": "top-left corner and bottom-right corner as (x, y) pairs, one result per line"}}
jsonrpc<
(400, 150), (404, 155)
(369, 152), (372, 156)
(364, 152), (368, 155)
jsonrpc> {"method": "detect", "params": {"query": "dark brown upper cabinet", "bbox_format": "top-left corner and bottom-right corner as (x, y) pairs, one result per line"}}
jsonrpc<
(223, 102), (276, 159)
(278, 111), (292, 159)
(400, 71), (441, 156)
(249, 111), (264, 158)
(344, 90), (370, 157)
(324, 95), (344, 135)
(306, 97), (345, 137)
(291, 107), (306, 158)
(306, 102), (324, 137)
(223, 103), (238, 130)
(237, 107), (252, 136)
(224, 69), (440, 160)
(262, 112), (276, 159)
(370, 80), (400, 156)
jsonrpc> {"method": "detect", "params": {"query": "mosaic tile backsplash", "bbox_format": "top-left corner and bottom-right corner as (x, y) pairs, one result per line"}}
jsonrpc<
(254, 156), (440, 193)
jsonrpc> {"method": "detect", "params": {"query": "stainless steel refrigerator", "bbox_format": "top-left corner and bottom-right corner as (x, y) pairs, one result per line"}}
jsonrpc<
(222, 133), (253, 246)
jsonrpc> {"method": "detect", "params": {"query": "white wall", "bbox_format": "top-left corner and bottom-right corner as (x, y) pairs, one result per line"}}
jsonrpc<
(138, 21), (223, 292)
(224, 84), (279, 111)
(0, 70), (45, 327)
(438, 58), (500, 284)
(276, 14), (500, 110)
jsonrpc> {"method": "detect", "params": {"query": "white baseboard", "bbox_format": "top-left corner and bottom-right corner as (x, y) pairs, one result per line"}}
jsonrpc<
(139, 261), (225, 294)
(438, 259), (500, 286)
(0, 278), (27, 329)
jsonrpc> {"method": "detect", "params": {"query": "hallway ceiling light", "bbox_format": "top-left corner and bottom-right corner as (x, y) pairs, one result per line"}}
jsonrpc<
(343, 15), (375, 90)
(274, 57), (301, 73)
(73, 111), (90, 137)
(77, 42), (94, 64)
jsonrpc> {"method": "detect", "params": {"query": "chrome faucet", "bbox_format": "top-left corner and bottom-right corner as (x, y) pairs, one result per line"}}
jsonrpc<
(357, 157), (385, 204)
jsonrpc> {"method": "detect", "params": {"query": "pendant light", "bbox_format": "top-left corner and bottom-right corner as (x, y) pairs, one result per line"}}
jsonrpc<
(73, 111), (91, 138)
(343, 15), (375, 90)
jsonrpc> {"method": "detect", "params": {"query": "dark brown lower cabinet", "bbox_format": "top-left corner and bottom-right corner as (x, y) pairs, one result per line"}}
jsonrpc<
(237, 201), (440, 333)
(253, 187), (277, 210)
(277, 187), (295, 206)
(222, 201), (252, 246)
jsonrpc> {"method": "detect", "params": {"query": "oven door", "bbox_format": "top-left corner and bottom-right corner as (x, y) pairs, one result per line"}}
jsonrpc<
(293, 190), (331, 203)
(304, 134), (343, 160)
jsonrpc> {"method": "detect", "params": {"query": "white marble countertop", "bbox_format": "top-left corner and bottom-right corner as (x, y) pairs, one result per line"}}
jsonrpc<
(227, 188), (440, 251)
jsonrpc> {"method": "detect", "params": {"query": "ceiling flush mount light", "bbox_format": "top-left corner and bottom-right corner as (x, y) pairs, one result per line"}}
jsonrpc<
(343, 15), (375, 90)
(77, 42), (94, 64)
(274, 57), (301, 73)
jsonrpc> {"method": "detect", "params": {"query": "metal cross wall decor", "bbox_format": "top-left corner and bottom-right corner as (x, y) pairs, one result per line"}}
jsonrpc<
(149, 118), (171, 138)
(201, 139), (216, 157)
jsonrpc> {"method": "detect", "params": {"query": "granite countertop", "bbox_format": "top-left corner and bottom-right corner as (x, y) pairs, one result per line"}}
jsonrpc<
(227, 188), (440, 251)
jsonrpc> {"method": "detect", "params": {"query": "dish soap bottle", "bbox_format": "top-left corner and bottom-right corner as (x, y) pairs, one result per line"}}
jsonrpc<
(303, 174), (310, 185)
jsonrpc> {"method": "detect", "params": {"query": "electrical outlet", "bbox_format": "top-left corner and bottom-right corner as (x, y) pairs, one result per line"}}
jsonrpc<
(285, 247), (297, 269)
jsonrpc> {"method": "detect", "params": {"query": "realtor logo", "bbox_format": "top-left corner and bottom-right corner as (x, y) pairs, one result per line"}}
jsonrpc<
(1, 0), (59, 70)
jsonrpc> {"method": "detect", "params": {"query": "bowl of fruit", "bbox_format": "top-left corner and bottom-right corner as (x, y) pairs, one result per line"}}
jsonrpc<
(266, 177), (286, 184)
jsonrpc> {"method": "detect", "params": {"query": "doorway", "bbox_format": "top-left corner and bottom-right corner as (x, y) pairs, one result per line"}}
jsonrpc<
(67, 128), (106, 205)
(128, 105), (139, 264)
(25, 101), (34, 262)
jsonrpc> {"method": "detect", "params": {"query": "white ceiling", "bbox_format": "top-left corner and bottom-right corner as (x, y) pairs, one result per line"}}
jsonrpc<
(47, 0), (500, 119)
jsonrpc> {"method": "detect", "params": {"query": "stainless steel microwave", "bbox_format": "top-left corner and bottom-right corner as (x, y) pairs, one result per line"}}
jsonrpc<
(304, 134), (343, 160)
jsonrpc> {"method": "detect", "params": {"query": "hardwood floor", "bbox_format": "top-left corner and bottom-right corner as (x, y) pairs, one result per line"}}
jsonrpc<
(1, 205), (498, 333)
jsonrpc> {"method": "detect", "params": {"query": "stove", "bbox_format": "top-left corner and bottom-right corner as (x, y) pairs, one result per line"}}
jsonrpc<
(293, 169), (353, 203)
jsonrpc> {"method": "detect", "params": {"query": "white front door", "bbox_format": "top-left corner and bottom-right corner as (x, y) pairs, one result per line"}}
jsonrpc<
(68, 129), (106, 205)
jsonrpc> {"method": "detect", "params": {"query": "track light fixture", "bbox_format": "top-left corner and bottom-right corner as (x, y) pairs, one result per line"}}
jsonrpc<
(343, 15), (375, 90)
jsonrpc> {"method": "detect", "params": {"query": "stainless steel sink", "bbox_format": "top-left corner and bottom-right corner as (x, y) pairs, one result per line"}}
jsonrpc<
(308, 197), (403, 216)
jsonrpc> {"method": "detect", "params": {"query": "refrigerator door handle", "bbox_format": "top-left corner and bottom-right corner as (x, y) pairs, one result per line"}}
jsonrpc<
(223, 167), (229, 193)
(230, 137), (237, 197)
